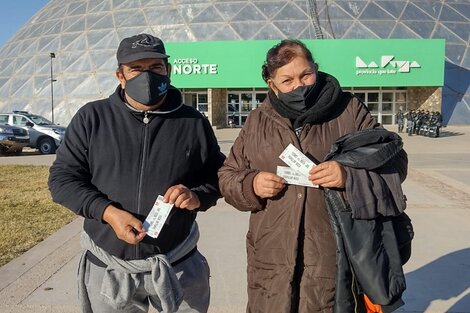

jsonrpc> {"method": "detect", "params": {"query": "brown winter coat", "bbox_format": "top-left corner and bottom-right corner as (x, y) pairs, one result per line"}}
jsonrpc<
(218, 93), (379, 313)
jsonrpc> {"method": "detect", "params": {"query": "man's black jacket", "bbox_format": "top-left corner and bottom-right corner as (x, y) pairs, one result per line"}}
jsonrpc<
(49, 86), (225, 260)
(323, 128), (413, 313)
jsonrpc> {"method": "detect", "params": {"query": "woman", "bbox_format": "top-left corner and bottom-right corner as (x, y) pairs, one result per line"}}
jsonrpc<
(218, 39), (408, 313)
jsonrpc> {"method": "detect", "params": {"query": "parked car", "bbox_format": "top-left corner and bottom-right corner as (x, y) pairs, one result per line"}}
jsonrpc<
(0, 111), (66, 154)
(0, 124), (29, 156)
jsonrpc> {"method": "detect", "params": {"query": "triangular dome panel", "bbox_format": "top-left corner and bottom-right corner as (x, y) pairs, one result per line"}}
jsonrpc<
(233, 4), (267, 22)
(0, 0), (466, 126)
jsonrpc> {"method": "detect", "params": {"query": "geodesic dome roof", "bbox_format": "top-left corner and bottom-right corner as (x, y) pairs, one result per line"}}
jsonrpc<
(0, 0), (468, 124)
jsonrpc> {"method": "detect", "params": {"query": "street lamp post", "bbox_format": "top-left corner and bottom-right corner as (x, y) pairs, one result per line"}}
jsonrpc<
(50, 52), (56, 124)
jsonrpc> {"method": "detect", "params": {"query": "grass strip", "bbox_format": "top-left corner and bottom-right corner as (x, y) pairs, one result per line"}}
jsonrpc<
(0, 165), (75, 267)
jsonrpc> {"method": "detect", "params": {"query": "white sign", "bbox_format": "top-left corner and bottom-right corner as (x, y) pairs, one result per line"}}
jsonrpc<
(172, 58), (218, 75)
(355, 55), (420, 75)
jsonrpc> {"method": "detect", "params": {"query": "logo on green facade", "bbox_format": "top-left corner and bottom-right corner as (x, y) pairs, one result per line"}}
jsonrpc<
(355, 55), (421, 76)
(172, 58), (218, 75)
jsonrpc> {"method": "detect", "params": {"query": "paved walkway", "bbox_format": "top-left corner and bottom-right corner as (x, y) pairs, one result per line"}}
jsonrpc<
(0, 126), (469, 313)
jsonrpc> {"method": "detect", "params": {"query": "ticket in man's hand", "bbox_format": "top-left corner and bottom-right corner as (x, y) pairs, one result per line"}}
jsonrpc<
(279, 143), (316, 177)
(143, 195), (174, 239)
(276, 166), (318, 188)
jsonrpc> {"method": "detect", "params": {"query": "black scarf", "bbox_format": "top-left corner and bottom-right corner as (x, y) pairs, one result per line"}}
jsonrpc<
(269, 71), (347, 129)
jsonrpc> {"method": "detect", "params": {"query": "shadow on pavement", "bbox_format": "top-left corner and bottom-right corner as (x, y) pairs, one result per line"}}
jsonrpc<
(404, 248), (470, 312)
(438, 129), (465, 138)
(404, 129), (465, 138)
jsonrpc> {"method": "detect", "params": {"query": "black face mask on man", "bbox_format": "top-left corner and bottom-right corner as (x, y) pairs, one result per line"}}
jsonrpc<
(124, 71), (170, 106)
(277, 82), (319, 112)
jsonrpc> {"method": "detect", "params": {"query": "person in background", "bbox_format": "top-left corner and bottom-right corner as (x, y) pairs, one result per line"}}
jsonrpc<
(218, 39), (409, 313)
(396, 106), (405, 133)
(49, 33), (225, 313)
(414, 109), (424, 134)
(428, 111), (443, 137)
(405, 109), (415, 136)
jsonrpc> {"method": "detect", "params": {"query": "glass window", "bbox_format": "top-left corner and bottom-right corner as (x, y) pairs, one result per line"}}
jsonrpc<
(355, 92), (365, 103)
(13, 116), (28, 126)
(382, 92), (393, 102)
(197, 94), (208, 112)
(198, 104), (208, 112)
(0, 115), (8, 124)
(241, 93), (252, 112)
(349, 89), (408, 125)
(382, 115), (393, 125)
(190, 94), (197, 108)
(28, 115), (52, 125)
(227, 114), (241, 127)
(255, 93), (266, 108)
(227, 90), (267, 126)
(367, 103), (379, 113)
(241, 115), (248, 125)
(198, 94), (207, 103)
(228, 93), (239, 112)
(382, 103), (393, 113)
(368, 92), (379, 103)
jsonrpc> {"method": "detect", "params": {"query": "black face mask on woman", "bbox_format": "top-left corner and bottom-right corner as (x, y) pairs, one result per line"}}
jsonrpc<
(124, 71), (170, 106)
(277, 82), (319, 112)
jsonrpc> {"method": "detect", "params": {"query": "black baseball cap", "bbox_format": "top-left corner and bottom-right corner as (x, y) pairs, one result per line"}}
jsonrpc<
(116, 33), (169, 65)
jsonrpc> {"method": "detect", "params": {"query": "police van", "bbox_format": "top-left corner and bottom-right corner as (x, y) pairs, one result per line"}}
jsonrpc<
(0, 111), (66, 154)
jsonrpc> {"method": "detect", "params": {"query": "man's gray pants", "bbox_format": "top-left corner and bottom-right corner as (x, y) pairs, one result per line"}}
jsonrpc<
(82, 250), (210, 313)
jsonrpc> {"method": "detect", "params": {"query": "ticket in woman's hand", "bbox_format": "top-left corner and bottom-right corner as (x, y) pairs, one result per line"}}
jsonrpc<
(276, 166), (318, 188)
(279, 143), (316, 176)
(143, 195), (174, 238)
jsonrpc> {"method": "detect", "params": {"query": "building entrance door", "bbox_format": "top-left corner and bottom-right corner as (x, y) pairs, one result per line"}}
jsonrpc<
(227, 90), (266, 127)
(348, 88), (407, 125)
(182, 91), (208, 115)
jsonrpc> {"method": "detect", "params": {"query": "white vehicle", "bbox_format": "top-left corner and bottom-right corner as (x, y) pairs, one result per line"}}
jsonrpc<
(0, 124), (29, 155)
(0, 111), (66, 154)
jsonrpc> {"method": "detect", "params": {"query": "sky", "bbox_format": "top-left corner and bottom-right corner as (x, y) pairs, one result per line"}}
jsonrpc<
(0, 0), (49, 47)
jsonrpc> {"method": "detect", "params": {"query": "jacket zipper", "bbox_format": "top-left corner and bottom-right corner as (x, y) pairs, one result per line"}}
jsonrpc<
(135, 111), (150, 259)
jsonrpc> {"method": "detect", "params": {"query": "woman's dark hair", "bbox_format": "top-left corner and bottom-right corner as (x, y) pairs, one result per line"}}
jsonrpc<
(261, 39), (315, 82)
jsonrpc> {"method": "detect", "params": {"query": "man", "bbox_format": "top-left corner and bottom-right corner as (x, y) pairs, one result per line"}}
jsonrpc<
(404, 109), (415, 136)
(428, 111), (443, 138)
(49, 33), (225, 313)
(414, 109), (424, 135)
(396, 106), (405, 133)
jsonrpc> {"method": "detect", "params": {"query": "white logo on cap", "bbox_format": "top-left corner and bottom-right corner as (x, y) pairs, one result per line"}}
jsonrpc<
(132, 38), (159, 49)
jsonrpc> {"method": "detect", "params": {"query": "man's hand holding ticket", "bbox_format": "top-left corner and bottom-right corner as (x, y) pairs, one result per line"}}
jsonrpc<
(143, 195), (174, 238)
